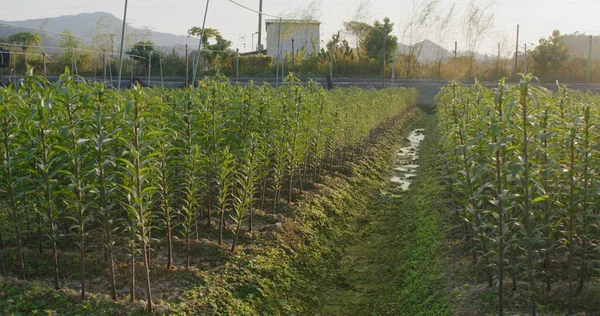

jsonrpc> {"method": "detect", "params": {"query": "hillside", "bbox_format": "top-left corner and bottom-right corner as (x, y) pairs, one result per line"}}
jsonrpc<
(0, 12), (197, 52)
(563, 32), (600, 59)
(397, 39), (488, 62)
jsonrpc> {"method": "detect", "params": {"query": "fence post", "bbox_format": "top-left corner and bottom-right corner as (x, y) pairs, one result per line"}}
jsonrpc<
(524, 44), (527, 75)
(43, 52), (47, 77)
(454, 41), (457, 81)
(291, 38), (295, 74)
(103, 50), (106, 83)
(148, 50), (152, 87)
(587, 35), (592, 84)
(185, 44), (189, 87)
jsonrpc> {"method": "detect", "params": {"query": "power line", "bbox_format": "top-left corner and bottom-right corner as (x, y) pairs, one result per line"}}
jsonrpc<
(227, 0), (282, 19)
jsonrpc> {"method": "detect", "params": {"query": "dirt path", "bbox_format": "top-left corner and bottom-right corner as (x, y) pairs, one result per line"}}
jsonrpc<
(317, 122), (433, 315)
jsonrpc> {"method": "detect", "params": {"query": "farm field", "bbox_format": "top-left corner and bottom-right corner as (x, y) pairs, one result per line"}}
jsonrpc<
(437, 77), (600, 315)
(2, 70), (599, 315)
(0, 70), (422, 314)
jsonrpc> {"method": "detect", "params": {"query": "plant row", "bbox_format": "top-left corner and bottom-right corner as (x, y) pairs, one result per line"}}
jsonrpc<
(437, 77), (600, 315)
(0, 70), (417, 312)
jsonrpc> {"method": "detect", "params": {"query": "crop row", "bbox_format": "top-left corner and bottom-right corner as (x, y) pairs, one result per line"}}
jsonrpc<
(437, 76), (600, 315)
(0, 70), (417, 312)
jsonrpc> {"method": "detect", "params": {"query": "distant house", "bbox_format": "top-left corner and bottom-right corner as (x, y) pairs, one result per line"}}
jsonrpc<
(265, 19), (320, 60)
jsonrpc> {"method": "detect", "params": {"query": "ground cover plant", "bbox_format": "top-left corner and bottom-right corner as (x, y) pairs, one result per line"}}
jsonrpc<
(436, 77), (600, 315)
(0, 69), (417, 314)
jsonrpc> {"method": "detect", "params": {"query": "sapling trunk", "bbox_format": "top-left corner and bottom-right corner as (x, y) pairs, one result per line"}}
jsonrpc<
(538, 102), (553, 293)
(1, 96), (25, 279)
(567, 127), (575, 316)
(37, 106), (60, 290)
(92, 90), (117, 300)
(518, 78), (536, 316)
(578, 105), (591, 291)
(491, 79), (506, 315)
(60, 81), (88, 300)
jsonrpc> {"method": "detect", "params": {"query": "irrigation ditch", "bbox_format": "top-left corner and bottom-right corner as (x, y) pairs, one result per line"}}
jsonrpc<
(316, 113), (453, 315)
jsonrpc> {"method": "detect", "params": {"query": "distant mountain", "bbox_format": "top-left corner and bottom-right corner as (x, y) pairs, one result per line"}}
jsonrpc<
(396, 39), (490, 62)
(0, 12), (197, 52)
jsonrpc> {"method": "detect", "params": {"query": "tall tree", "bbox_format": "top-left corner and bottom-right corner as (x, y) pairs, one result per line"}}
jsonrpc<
(7, 32), (41, 48)
(187, 28), (233, 68)
(7, 32), (42, 71)
(531, 30), (569, 77)
(364, 17), (398, 65)
(461, 0), (494, 79)
(432, 4), (456, 78)
(400, 0), (440, 78)
(126, 41), (160, 71)
(343, 21), (372, 57)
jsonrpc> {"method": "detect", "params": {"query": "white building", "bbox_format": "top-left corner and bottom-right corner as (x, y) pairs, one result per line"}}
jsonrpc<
(265, 19), (320, 60)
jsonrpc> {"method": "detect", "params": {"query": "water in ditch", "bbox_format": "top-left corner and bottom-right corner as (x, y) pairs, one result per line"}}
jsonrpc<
(386, 128), (425, 194)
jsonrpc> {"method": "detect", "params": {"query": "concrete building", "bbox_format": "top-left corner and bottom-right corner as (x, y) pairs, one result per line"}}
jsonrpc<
(265, 19), (320, 60)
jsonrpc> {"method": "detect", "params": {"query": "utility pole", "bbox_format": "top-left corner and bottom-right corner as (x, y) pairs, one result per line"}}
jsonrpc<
(192, 0), (211, 86)
(587, 35), (593, 84)
(514, 24), (519, 79)
(257, 0), (263, 50)
(117, 0), (129, 90)
(236, 48), (239, 83)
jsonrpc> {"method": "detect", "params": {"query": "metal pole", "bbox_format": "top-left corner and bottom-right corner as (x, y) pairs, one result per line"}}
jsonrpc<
(291, 39), (295, 74)
(391, 53), (395, 85)
(454, 41), (457, 80)
(496, 43), (500, 80)
(276, 18), (281, 88)
(185, 44), (189, 87)
(103, 50), (106, 83)
(514, 24), (519, 78)
(117, 0), (129, 90)
(72, 48), (78, 76)
(159, 52), (164, 86)
(130, 55), (133, 85)
(110, 34), (114, 83)
(381, 34), (386, 89)
(71, 48), (75, 74)
(329, 43), (333, 80)
(148, 50), (152, 87)
(236, 48), (239, 83)
(257, 0), (263, 50)
(524, 44), (527, 75)
(587, 35), (592, 84)
(192, 0), (211, 86)
(24, 46), (27, 71)
(43, 52), (47, 77)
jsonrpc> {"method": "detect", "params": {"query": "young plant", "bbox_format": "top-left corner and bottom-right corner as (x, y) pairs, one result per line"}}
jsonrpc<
(118, 86), (156, 312)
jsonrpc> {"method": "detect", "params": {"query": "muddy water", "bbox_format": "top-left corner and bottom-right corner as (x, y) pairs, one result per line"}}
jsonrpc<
(388, 129), (425, 191)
